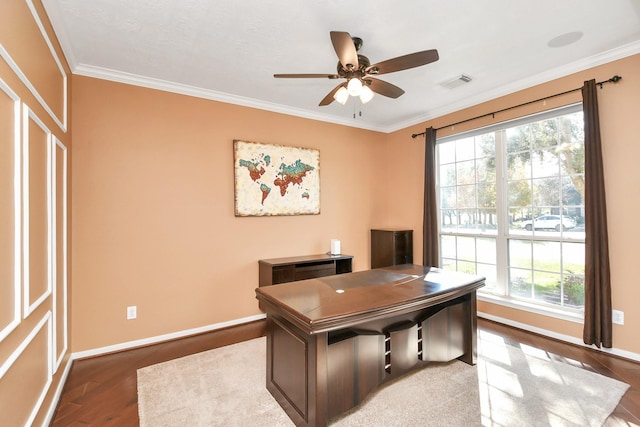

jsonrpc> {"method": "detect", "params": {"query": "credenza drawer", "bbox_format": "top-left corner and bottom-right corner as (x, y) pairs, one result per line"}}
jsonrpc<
(294, 261), (336, 280)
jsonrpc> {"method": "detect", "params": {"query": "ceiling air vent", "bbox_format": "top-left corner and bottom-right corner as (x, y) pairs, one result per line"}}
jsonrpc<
(439, 74), (472, 89)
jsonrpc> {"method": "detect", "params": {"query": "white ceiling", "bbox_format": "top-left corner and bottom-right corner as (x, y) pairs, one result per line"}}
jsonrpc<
(43, 0), (640, 133)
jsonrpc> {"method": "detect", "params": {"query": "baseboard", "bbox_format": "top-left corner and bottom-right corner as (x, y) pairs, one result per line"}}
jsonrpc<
(479, 311), (640, 362)
(42, 356), (74, 426)
(71, 313), (267, 360)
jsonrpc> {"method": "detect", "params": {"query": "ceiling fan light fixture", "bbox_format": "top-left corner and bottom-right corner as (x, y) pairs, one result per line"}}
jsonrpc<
(347, 78), (362, 96)
(334, 86), (349, 104)
(359, 85), (374, 104)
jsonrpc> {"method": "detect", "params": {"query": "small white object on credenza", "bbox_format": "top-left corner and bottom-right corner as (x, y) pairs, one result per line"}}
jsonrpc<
(330, 239), (341, 255)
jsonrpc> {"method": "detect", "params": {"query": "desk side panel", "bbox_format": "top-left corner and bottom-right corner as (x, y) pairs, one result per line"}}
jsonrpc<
(269, 317), (308, 420)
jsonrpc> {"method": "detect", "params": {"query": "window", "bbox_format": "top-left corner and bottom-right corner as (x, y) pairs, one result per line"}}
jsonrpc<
(437, 105), (585, 313)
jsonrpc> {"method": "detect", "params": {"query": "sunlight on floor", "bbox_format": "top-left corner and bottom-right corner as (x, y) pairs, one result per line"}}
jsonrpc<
(476, 329), (625, 426)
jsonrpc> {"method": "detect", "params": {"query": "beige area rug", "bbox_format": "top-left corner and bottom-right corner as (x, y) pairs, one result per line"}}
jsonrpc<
(137, 331), (629, 427)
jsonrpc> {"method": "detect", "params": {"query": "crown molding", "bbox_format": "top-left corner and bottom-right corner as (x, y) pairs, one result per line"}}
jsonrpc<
(74, 38), (640, 135)
(389, 40), (640, 133)
(72, 64), (388, 133)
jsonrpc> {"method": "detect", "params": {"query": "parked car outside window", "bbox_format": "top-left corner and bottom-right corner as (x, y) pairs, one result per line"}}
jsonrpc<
(521, 215), (576, 231)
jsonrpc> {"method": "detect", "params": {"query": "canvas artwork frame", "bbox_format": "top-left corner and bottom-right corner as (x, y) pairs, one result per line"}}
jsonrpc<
(233, 140), (320, 217)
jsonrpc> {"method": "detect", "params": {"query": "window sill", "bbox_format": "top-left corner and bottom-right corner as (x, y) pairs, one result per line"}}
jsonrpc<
(478, 292), (584, 324)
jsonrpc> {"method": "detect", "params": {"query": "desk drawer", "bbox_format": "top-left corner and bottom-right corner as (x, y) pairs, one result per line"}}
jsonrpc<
(294, 261), (336, 280)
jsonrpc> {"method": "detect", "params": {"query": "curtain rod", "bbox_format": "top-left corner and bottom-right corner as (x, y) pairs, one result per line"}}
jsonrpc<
(411, 75), (622, 139)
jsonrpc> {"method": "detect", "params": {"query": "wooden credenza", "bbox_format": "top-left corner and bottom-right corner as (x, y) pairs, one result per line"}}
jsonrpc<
(255, 265), (485, 427)
(258, 254), (353, 286)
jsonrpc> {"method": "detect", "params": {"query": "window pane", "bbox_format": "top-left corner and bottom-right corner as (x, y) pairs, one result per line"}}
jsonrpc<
(477, 238), (496, 264)
(477, 209), (497, 234)
(457, 160), (475, 185)
(509, 240), (531, 269)
(457, 185), (476, 208)
(508, 180), (531, 207)
(532, 177), (560, 206)
(438, 141), (456, 164)
(533, 241), (560, 271)
(531, 149), (560, 178)
(476, 134), (495, 158)
(440, 163), (456, 186)
(532, 119), (559, 150)
(562, 175), (583, 206)
(457, 236), (476, 261)
(509, 268), (532, 298)
(477, 263), (498, 292)
(457, 260), (476, 275)
(507, 152), (531, 180)
(563, 242), (585, 274)
(440, 187), (456, 209)
(440, 209), (457, 231)
(441, 235), (456, 259)
(506, 125), (530, 153)
(564, 273), (585, 309)
(456, 137), (475, 161)
(533, 271), (562, 304)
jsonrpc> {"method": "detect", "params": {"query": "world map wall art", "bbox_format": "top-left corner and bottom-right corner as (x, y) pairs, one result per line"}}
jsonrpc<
(233, 140), (320, 216)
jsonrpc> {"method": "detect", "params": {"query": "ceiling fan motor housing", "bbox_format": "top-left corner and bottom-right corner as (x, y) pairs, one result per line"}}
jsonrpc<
(337, 54), (371, 79)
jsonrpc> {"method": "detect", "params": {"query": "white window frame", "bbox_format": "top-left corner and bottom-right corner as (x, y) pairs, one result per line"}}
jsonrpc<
(435, 104), (585, 323)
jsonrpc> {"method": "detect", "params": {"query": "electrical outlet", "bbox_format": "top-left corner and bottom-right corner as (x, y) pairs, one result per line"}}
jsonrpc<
(612, 309), (624, 325)
(127, 306), (137, 320)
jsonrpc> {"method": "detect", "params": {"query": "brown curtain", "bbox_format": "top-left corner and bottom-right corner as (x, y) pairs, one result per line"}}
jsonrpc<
(582, 79), (612, 348)
(423, 127), (439, 267)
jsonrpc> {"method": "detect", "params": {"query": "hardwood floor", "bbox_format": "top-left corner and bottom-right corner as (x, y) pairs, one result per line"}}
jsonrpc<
(50, 318), (640, 426)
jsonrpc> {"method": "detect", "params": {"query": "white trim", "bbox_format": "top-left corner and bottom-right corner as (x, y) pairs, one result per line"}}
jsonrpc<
(478, 311), (640, 362)
(0, 44), (66, 133)
(52, 137), (68, 371)
(25, 0), (68, 131)
(0, 312), (53, 426)
(41, 0), (78, 72)
(71, 313), (267, 360)
(0, 77), (22, 343)
(41, 355), (73, 427)
(478, 293), (583, 324)
(22, 105), (53, 318)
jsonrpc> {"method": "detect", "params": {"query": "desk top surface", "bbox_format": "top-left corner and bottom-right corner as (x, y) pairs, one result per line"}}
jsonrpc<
(255, 264), (485, 333)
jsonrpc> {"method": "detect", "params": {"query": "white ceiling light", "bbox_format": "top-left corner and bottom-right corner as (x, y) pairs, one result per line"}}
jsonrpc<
(347, 78), (363, 96)
(359, 85), (374, 104)
(333, 86), (349, 104)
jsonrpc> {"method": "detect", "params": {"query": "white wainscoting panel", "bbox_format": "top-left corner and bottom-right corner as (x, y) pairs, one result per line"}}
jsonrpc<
(22, 105), (53, 319)
(0, 77), (22, 343)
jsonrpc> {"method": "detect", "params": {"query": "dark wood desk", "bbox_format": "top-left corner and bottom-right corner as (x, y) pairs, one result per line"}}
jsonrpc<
(255, 264), (485, 427)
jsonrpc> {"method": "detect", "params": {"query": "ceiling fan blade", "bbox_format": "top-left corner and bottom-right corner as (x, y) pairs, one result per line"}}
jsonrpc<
(365, 78), (405, 98)
(330, 31), (359, 70)
(274, 73), (340, 79)
(366, 49), (439, 75)
(319, 83), (347, 106)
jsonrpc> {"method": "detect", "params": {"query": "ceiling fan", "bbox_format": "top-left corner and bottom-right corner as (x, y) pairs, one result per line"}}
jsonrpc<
(274, 31), (439, 106)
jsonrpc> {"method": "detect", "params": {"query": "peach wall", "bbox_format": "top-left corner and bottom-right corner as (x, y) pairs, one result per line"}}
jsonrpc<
(384, 54), (640, 355)
(71, 76), (387, 351)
